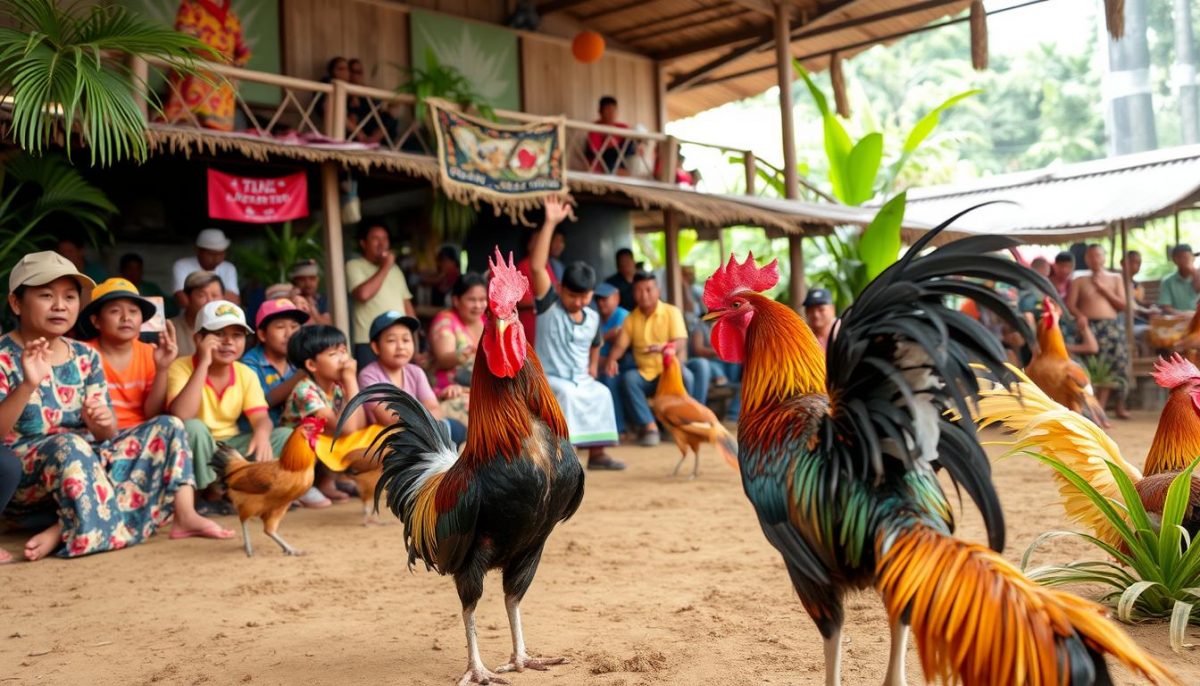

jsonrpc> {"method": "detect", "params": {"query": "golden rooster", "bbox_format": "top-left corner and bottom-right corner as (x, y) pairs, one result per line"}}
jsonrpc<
(977, 355), (1200, 547)
(649, 342), (737, 479)
(1026, 297), (1109, 428)
(213, 416), (324, 557)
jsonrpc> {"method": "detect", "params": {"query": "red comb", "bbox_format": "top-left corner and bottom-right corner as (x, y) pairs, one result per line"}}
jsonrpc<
(1153, 354), (1200, 389)
(487, 247), (529, 308)
(703, 252), (780, 311)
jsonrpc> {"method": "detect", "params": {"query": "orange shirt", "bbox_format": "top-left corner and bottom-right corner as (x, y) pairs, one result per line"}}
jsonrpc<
(87, 340), (156, 429)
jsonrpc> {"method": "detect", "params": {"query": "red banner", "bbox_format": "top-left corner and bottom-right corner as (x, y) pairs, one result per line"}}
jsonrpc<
(207, 169), (308, 224)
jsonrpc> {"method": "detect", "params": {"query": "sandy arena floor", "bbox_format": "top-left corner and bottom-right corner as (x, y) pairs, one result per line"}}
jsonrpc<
(2, 411), (1199, 685)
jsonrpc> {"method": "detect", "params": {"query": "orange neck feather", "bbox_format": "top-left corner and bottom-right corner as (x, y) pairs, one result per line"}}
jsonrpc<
(463, 341), (568, 464)
(1036, 319), (1070, 360)
(740, 294), (827, 416)
(280, 428), (317, 472)
(657, 354), (688, 397)
(1144, 390), (1200, 475)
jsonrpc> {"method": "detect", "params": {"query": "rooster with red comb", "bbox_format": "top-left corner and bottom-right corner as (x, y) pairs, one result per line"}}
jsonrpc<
(344, 247), (583, 686)
(703, 212), (1174, 685)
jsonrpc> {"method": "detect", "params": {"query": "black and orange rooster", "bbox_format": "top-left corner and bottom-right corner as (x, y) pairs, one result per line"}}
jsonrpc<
(701, 217), (1174, 685)
(977, 355), (1200, 545)
(1026, 297), (1109, 428)
(344, 249), (584, 686)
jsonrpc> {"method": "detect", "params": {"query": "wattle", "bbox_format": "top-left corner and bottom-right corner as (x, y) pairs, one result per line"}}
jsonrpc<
(485, 324), (527, 378)
(711, 317), (747, 363)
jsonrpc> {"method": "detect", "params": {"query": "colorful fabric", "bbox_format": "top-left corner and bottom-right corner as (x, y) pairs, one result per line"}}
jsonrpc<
(166, 358), (267, 440)
(429, 309), (478, 393)
(1158, 272), (1200, 311)
(346, 257), (413, 345)
(428, 98), (567, 205)
(86, 340), (157, 429)
(240, 345), (294, 425)
(623, 302), (688, 381)
(181, 419), (292, 489)
(281, 377), (345, 428)
(313, 425), (384, 472)
(0, 335), (108, 443)
(358, 361), (436, 419)
(1087, 318), (1130, 395)
(161, 0), (250, 132)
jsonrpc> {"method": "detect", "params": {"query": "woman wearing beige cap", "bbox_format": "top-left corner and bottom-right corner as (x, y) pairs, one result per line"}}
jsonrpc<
(0, 252), (229, 562)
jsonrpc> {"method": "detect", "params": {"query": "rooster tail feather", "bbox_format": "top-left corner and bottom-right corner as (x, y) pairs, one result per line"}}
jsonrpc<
(211, 442), (247, 482)
(876, 520), (1176, 686)
(1081, 392), (1110, 428)
(346, 384), (458, 570)
(716, 430), (739, 471)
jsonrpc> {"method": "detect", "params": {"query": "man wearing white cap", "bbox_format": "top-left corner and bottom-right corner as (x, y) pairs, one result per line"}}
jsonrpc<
(172, 228), (240, 307)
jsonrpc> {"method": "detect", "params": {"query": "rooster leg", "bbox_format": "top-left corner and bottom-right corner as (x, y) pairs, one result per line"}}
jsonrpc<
(822, 627), (842, 686)
(495, 594), (567, 673)
(882, 621), (908, 686)
(265, 531), (304, 556)
(670, 451), (687, 477)
(691, 449), (700, 479)
(458, 606), (509, 686)
(240, 521), (253, 557)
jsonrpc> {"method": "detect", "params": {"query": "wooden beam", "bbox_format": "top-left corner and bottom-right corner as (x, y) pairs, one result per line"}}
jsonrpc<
(321, 162), (350, 336)
(578, 0), (646, 21)
(611, 2), (736, 40)
(727, 0), (779, 17)
(620, 8), (756, 45)
(536, 0), (596, 14)
(775, 2), (799, 201)
(664, 210), (683, 308)
(667, 35), (774, 92)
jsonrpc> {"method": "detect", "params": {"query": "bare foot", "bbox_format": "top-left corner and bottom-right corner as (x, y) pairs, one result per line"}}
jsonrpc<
(0, 547), (13, 564)
(25, 521), (63, 561)
(457, 667), (509, 685)
(317, 485), (350, 502)
(496, 654), (568, 673)
(170, 512), (235, 539)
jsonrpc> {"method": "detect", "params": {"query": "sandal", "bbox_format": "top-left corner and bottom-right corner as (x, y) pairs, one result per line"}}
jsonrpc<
(298, 487), (332, 508)
(588, 454), (627, 471)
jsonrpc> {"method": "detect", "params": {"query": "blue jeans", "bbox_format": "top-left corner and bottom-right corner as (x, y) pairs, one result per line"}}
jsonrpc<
(621, 360), (710, 429)
(706, 359), (742, 421)
(0, 446), (20, 515)
(599, 372), (627, 434)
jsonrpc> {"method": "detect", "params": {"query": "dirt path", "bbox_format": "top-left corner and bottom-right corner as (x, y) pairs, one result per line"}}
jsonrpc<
(2, 411), (1197, 685)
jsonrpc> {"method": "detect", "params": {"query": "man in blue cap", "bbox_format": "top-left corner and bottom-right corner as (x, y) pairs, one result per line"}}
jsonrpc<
(803, 288), (836, 350)
(593, 280), (631, 438)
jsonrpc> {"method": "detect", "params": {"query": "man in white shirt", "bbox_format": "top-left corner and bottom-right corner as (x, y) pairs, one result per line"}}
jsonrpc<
(173, 228), (240, 306)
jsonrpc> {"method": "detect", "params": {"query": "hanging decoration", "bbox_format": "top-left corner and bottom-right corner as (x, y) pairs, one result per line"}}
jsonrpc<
(207, 168), (309, 224)
(830, 53), (850, 119)
(572, 30), (605, 64)
(970, 0), (988, 71)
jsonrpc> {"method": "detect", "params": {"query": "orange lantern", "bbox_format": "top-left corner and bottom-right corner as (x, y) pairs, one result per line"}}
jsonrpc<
(572, 30), (605, 64)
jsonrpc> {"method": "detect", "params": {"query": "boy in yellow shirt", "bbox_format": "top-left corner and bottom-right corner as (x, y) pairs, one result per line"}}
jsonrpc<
(167, 300), (292, 500)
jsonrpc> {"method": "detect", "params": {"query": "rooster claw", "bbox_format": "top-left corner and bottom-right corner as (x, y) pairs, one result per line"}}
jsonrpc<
(495, 655), (567, 673)
(457, 668), (510, 685)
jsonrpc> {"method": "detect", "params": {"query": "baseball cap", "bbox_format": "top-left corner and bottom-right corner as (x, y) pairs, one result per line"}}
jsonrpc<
(369, 310), (421, 342)
(80, 277), (156, 323)
(183, 270), (223, 292)
(289, 259), (320, 279)
(255, 297), (310, 329)
(9, 251), (96, 294)
(263, 283), (294, 300)
(195, 300), (252, 334)
(593, 283), (617, 298)
(802, 288), (833, 308)
(195, 228), (231, 251)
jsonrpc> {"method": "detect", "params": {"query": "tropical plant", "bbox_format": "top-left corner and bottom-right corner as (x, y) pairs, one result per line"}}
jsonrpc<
(396, 48), (496, 123)
(0, 153), (115, 289)
(231, 221), (323, 288)
(0, 0), (215, 167)
(1021, 454), (1200, 652)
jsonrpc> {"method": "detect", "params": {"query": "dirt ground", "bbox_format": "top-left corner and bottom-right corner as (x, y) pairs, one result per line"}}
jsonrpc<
(2, 411), (1198, 686)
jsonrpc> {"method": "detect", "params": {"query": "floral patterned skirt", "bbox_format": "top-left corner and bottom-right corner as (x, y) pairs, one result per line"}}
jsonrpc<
(4, 415), (194, 558)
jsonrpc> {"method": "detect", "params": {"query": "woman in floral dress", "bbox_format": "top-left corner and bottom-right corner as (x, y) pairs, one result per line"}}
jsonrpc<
(0, 252), (230, 561)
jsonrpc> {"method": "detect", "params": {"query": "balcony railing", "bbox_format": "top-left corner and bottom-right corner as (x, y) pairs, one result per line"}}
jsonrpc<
(136, 55), (781, 195)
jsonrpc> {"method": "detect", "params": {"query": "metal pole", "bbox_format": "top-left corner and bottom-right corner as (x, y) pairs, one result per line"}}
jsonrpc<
(321, 162), (350, 335)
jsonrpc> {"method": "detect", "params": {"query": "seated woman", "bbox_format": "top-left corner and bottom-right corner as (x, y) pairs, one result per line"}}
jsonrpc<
(428, 273), (485, 425)
(0, 253), (221, 561)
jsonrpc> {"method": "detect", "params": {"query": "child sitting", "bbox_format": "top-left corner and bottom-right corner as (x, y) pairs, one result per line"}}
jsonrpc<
(282, 325), (383, 522)
(167, 300), (293, 505)
(358, 311), (466, 444)
(240, 298), (309, 426)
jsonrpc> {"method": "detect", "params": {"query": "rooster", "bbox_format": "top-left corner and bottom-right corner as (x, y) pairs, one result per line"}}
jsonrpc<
(1026, 297), (1109, 427)
(343, 249), (584, 686)
(977, 355), (1200, 545)
(701, 216), (1173, 685)
(649, 341), (737, 478)
(213, 416), (324, 557)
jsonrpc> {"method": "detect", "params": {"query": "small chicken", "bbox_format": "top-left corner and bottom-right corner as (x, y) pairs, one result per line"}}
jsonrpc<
(650, 342), (737, 479)
(1026, 296), (1109, 427)
(213, 416), (324, 557)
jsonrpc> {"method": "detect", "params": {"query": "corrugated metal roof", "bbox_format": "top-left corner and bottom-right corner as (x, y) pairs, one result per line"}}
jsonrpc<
(900, 145), (1200, 243)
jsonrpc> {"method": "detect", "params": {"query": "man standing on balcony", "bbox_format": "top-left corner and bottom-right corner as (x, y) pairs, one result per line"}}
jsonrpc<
(173, 229), (240, 306)
(587, 96), (631, 174)
(347, 222), (415, 368)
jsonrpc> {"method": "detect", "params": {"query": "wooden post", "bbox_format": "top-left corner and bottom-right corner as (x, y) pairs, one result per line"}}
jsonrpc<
(657, 136), (679, 183)
(1120, 220), (1135, 386)
(775, 2), (804, 310)
(717, 229), (728, 262)
(743, 150), (757, 195)
(664, 210), (683, 308)
(655, 61), (669, 133)
(130, 56), (149, 121)
(329, 79), (348, 141)
(321, 162), (350, 336)
(1175, 208), (1182, 246)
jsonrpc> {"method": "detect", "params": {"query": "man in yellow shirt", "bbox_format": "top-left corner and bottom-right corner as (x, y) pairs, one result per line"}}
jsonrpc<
(167, 300), (292, 498)
(603, 272), (710, 446)
(347, 223), (415, 368)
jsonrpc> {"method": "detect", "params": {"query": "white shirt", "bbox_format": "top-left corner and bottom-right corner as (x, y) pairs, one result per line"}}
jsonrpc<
(172, 256), (239, 295)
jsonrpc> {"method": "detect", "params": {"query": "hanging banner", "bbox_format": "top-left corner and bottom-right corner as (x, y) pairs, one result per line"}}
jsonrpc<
(207, 169), (308, 223)
(427, 97), (568, 212)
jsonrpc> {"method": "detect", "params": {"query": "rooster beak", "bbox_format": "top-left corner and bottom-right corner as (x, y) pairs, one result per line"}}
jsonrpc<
(497, 317), (510, 336)
(702, 310), (723, 322)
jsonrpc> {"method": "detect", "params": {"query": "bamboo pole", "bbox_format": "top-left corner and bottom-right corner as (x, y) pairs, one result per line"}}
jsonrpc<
(664, 210), (683, 308)
(321, 162), (350, 336)
(330, 80), (348, 142)
(743, 150), (757, 195)
(789, 234), (805, 310)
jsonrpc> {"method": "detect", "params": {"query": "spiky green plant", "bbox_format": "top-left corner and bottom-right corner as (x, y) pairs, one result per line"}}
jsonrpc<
(1021, 453), (1200, 651)
(231, 221), (323, 289)
(0, 0), (214, 166)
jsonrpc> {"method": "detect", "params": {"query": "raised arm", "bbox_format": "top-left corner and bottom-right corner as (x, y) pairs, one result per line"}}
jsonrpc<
(530, 197), (570, 301)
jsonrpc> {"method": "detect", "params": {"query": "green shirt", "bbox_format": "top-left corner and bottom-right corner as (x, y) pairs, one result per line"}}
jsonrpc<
(346, 256), (413, 344)
(1158, 272), (1200, 311)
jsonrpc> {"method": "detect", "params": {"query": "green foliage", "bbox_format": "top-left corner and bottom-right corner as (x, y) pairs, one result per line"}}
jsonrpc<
(231, 221), (323, 288)
(859, 192), (906, 283)
(427, 190), (476, 250)
(0, 153), (115, 289)
(0, 0), (215, 167)
(807, 226), (864, 311)
(1021, 454), (1200, 652)
(396, 48), (496, 122)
